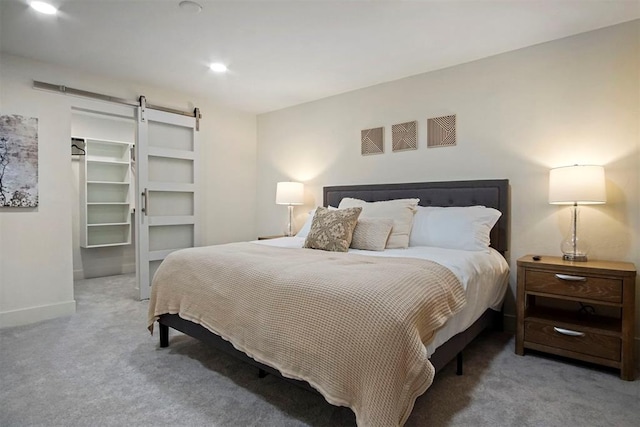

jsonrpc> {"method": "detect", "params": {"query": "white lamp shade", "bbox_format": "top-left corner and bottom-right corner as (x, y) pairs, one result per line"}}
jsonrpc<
(549, 165), (606, 205)
(275, 182), (304, 205)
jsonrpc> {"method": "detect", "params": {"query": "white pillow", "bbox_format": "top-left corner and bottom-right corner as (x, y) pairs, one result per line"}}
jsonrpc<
(409, 206), (501, 252)
(338, 198), (419, 249)
(296, 208), (317, 238)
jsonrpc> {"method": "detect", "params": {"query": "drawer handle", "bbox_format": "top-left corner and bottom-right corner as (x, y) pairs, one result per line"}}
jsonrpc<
(555, 273), (586, 281)
(553, 327), (585, 337)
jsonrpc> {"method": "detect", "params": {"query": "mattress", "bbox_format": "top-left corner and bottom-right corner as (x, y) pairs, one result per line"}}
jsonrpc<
(255, 236), (510, 356)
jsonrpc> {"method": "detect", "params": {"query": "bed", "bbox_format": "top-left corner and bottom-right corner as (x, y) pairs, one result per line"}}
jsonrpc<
(149, 179), (509, 426)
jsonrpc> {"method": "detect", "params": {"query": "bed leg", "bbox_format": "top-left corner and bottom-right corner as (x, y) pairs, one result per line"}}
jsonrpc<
(456, 352), (463, 375)
(159, 323), (169, 348)
(492, 309), (504, 331)
(258, 368), (268, 378)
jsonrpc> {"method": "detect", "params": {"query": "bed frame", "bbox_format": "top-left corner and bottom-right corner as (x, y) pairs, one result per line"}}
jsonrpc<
(158, 179), (509, 391)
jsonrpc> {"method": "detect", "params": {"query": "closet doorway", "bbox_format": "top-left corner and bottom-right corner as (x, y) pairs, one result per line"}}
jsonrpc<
(70, 99), (199, 300)
(71, 103), (136, 285)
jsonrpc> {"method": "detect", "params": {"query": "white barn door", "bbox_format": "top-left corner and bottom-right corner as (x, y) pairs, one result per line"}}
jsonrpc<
(136, 105), (200, 300)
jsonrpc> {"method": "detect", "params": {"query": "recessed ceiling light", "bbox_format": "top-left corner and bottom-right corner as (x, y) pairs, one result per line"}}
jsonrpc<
(209, 63), (228, 73)
(30, 1), (57, 15)
(179, 1), (202, 13)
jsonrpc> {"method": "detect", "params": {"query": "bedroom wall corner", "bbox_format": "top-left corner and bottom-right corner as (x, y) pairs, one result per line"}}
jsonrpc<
(0, 53), (259, 327)
(255, 20), (640, 350)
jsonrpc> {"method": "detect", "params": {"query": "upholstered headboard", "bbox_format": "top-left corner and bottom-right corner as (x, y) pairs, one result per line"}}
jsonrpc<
(323, 179), (509, 254)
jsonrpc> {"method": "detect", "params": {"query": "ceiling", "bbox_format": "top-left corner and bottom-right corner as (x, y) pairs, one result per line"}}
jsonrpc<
(1, 0), (639, 114)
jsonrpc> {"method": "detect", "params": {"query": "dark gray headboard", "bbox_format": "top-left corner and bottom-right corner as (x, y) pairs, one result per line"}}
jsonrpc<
(323, 179), (509, 254)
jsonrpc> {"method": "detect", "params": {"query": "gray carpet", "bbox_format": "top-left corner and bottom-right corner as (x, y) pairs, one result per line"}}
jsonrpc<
(1, 274), (638, 426)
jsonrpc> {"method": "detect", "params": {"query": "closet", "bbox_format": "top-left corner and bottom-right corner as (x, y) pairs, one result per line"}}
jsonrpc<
(78, 137), (133, 248)
(72, 106), (136, 281)
(66, 92), (200, 300)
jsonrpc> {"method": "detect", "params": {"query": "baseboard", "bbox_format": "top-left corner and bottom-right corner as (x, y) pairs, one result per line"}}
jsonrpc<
(73, 263), (135, 280)
(0, 300), (76, 328)
(122, 262), (136, 274)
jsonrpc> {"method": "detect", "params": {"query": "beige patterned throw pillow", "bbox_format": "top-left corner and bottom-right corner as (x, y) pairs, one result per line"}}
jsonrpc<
(338, 198), (419, 249)
(350, 218), (394, 251)
(303, 207), (362, 252)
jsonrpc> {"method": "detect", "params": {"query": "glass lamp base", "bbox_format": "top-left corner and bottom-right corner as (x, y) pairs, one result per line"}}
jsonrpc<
(560, 205), (589, 262)
(285, 205), (295, 237)
(562, 253), (588, 262)
(560, 232), (590, 261)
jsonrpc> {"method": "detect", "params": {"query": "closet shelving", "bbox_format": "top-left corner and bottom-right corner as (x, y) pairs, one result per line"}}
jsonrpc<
(78, 137), (133, 248)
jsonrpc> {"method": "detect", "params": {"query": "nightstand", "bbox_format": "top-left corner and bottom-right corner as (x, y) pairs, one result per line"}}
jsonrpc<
(257, 235), (286, 240)
(516, 255), (636, 380)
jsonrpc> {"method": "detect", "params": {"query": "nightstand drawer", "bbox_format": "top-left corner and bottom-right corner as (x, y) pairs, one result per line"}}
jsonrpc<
(525, 320), (621, 361)
(525, 270), (622, 303)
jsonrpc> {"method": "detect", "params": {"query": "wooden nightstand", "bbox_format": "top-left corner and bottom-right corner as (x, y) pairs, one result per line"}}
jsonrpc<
(516, 255), (636, 380)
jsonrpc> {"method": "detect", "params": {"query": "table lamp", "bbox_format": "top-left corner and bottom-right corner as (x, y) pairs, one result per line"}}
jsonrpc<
(276, 181), (304, 236)
(548, 164), (606, 261)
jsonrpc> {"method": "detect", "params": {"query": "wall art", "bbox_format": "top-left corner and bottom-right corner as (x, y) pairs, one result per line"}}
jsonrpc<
(391, 121), (417, 152)
(0, 114), (39, 207)
(428, 114), (456, 148)
(361, 126), (384, 155)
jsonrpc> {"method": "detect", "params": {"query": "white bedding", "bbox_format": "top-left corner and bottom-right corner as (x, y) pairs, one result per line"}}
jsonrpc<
(255, 236), (509, 356)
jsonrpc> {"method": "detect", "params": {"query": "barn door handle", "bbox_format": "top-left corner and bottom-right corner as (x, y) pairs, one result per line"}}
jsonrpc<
(141, 188), (148, 216)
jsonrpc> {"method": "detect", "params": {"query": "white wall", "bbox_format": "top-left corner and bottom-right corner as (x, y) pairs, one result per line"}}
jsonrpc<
(256, 22), (639, 334)
(0, 53), (257, 327)
(0, 56), (76, 327)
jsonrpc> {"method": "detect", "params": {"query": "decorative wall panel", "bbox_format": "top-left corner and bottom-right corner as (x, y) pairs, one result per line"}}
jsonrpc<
(428, 114), (456, 148)
(392, 121), (417, 152)
(361, 127), (384, 155)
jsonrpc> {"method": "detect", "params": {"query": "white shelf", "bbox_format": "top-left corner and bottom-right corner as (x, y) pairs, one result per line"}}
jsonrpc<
(87, 159), (130, 165)
(83, 242), (131, 248)
(87, 181), (130, 185)
(86, 223), (131, 246)
(86, 163), (130, 182)
(87, 202), (129, 205)
(85, 137), (132, 145)
(78, 136), (133, 248)
(87, 204), (130, 224)
(86, 185), (129, 204)
(85, 138), (131, 162)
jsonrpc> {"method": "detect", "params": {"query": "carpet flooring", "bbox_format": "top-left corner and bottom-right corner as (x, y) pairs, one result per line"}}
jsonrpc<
(1, 273), (638, 426)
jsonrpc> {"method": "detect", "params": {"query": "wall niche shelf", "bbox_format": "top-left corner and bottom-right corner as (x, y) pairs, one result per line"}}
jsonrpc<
(78, 137), (133, 248)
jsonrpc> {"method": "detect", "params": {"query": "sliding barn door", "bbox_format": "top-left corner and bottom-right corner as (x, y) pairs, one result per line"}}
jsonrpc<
(136, 106), (200, 300)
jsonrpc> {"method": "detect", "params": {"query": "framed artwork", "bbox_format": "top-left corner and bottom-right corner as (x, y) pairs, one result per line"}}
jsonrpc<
(392, 121), (417, 152)
(0, 114), (39, 207)
(361, 127), (384, 155)
(428, 114), (456, 147)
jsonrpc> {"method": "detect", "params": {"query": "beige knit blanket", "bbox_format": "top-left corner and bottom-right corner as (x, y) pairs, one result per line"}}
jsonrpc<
(148, 242), (465, 427)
